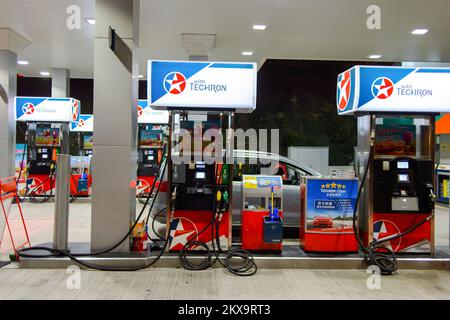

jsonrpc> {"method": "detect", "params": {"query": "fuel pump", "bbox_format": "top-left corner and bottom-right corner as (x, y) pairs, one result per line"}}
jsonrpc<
(336, 65), (450, 273)
(137, 123), (166, 200)
(136, 99), (169, 201)
(15, 97), (80, 202)
(70, 114), (93, 197)
(167, 115), (232, 253)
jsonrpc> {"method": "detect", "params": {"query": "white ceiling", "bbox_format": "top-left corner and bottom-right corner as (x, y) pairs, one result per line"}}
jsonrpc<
(1, 0), (450, 78)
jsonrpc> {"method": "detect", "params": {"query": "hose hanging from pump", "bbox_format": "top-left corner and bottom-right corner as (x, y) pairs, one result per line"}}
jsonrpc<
(353, 128), (435, 275)
(178, 164), (257, 276)
(17, 159), (170, 271)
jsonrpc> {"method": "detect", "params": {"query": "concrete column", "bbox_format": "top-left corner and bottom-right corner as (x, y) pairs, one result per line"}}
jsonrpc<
(91, 0), (140, 253)
(0, 28), (30, 179)
(51, 68), (70, 98)
(0, 50), (16, 180)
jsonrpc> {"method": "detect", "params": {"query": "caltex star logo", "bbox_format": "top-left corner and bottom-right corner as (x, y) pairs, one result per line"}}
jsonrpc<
(22, 103), (35, 115)
(78, 119), (85, 127)
(72, 100), (79, 121)
(163, 72), (187, 94)
(371, 77), (394, 99)
(373, 220), (401, 252)
(137, 106), (143, 117)
(337, 71), (351, 110)
(136, 179), (149, 194)
(169, 217), (198, 250)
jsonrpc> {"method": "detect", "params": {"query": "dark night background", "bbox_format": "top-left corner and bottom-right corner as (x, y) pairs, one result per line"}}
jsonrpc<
(16, 59), (396, 165)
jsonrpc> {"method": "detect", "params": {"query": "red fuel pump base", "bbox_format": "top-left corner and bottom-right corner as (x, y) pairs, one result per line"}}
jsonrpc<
(372, 213), (432, 253)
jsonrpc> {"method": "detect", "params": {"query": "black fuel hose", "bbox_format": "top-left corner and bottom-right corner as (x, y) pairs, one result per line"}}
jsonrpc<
(212, 214), (257, 276)
(178, 212), (218, 271)
(178, 165), (257, 276)
(353, 142), (434, 275)
(17, 159), (169, 271)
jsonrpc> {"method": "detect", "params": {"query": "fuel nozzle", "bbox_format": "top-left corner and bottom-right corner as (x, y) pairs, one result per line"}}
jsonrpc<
(426, 183), (436, 202)
(171, 186), (178, 201)
(223, 190), (229, 203)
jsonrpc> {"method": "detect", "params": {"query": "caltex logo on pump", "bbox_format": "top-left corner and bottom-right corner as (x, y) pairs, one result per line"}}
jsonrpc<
(372, 77), (394, 99)
(337, 71), (351, 110)
(373, 220), (401, 251)
(22, 103), (35, 115)
(72, 99), (79, 121)
(164, 72), (187, 94)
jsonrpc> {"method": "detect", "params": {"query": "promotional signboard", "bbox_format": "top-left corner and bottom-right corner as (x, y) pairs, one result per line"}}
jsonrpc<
(137, 100), (169, 124)
(375, 123), (416, 156)
(71, 114), (94, 132)
(302, 178), (358, 252)
(15, 97), (80, 122)
(243, 175), (282, 190)
(148, 60), (257, 112)
(15, 144), (27, 178)
(337, 66), (450, 115)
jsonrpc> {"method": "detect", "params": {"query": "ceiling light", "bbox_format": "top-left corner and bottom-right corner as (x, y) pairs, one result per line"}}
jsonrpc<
(138, 75), (144, 79)
(242, 51), (254, 56)
(40, 71), (50, 76)
(252, 24), (267, 31)
(367, 54), (382, 59)
(17, 60), (29, 65)
(85, 18), (96, 25)
(410, 28), (429, 35)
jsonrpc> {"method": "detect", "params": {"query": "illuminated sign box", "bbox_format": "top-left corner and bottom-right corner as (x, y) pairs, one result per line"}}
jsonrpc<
(137, 100), (169, 124)
(337, 66), (450, 115)
(148, 60), (257, 113)
(71, 114), (94, 132)
(15, 97), (80, 122)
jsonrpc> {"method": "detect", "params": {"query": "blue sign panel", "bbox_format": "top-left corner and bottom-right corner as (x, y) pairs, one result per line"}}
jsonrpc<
(148, 60), (257, 113)
(337, 66), (450, 115)
(306, 178), (358, 233)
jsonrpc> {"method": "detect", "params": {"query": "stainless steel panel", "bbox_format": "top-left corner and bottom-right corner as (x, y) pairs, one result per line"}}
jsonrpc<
(392, 197), (419, 211)
(93, 38), (138, 148)
(91, 0), (139, 254)
(54, 154), (71, 250)
(19, 254), (450, 271)
(91, 145), (137, 253)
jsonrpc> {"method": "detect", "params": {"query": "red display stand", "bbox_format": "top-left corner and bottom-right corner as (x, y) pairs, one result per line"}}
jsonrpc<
(300, 178), (359, 253)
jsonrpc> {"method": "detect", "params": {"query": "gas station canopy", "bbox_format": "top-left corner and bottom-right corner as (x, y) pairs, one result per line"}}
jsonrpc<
(3, 0), (450, 78)
(337, 66), (450, 115)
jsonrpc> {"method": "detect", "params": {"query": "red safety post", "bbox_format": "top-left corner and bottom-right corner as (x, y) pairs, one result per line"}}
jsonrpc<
(0, 176), (31, 260)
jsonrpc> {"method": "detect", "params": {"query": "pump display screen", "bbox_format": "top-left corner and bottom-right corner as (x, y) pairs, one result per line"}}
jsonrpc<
(83, 134), (93, 149)
(139, 129), (163, 148)
(36, 127), (60, 146)
(195, 161), (206, 179)
(374, 123), (416, 156)
(398, 174), (409, 182)
(196, 172), (206, 179)
(42, 154), (48, 159)
(397, 161), (409, 169)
